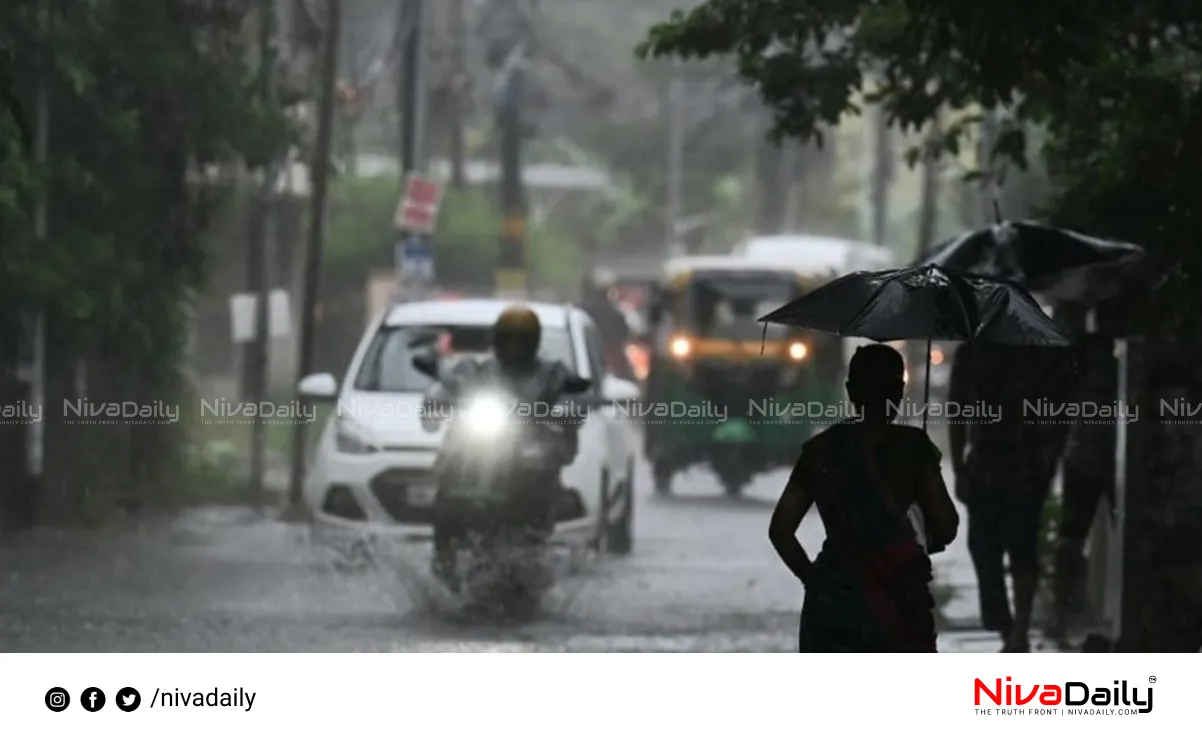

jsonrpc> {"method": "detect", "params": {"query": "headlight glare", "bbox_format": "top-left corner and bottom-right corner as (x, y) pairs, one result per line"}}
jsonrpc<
(462, 395), (509, 437)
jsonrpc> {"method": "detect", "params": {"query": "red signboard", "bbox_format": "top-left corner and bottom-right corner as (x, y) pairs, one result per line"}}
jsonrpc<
(394, 173), (444, 233)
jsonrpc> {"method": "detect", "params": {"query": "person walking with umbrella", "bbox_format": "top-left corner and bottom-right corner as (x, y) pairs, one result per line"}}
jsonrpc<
(770, 344), (960, 651)
(947, 341), (1076, 651)
(1050, 302), (1123, 640)
(922, 217), (1147, 647)
(760, 264), (1073, 651)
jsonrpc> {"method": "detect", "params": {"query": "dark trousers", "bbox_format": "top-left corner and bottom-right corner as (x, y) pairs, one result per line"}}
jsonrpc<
(966, 477), (1050, 632)
(1060, 462), (1111, 543)
(1053, 461), (1112, 619)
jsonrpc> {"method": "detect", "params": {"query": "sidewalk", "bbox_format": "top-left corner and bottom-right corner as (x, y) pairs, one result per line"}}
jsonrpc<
(939, 629), (1058, 653)
(931, 500), (981, 624)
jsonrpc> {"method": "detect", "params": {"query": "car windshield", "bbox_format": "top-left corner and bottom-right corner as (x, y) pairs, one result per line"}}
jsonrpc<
(686, 275), (798, 340)
(353, 323), (576, 392)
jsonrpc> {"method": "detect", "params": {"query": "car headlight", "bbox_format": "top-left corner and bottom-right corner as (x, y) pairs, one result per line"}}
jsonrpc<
(334, 418), (379, 454)
(461, 394), (510, 437)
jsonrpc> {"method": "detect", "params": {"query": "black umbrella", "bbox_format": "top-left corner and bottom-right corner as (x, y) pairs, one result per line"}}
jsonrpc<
(920, 221), (1148, 305)
(758, 264), (1072, 427)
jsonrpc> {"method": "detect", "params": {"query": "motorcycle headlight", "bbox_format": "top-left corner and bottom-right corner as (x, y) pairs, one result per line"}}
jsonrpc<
(334, 418), (379, 454)
(461, 395), (510, 437)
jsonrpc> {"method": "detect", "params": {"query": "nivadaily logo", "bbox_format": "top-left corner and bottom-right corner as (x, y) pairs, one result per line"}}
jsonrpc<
(974, 677), (1153, 715)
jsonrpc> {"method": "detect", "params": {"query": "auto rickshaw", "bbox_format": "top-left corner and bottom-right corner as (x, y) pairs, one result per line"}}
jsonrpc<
(643, 256), (843, 497)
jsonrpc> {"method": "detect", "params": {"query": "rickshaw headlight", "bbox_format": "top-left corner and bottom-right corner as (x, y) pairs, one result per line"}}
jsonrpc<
(788, 342), (807, 361)
(669, 336), (691, 359)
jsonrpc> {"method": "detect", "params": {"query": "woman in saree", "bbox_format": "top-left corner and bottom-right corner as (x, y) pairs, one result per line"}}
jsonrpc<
(769, 344), (960, 652)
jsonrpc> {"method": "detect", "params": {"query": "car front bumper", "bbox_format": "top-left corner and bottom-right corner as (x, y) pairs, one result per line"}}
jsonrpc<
(308, 448), (440, 541)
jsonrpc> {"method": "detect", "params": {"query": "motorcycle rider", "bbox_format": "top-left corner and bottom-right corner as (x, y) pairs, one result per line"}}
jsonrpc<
(421, 305), (583, 589)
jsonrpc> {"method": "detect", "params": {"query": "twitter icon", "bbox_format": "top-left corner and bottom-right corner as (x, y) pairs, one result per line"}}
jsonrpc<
(116, 687), (141, 712)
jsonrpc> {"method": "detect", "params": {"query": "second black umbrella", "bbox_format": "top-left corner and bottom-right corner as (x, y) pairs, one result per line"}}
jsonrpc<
(921, 221), (1148, 305)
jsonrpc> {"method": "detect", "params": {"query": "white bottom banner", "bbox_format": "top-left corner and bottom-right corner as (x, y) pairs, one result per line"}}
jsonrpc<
(2, 653), (1192, 741)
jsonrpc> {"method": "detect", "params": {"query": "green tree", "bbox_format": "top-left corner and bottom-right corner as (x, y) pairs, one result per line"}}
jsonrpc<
(1, 0), (294, 524)
(640, 0), (1202, 650)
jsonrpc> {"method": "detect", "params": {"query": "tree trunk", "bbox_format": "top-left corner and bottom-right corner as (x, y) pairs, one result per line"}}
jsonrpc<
(446, 0), (466, 189)
(37, 314), (78, 525)
(1120, 342), (1202, 651)
(756, 138), (788, 234)
(869, 104), (893, 245)
(0, 336), (33, 529)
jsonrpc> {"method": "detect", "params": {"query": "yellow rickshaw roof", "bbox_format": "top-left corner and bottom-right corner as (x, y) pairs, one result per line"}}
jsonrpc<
(661, 255), (824, 290)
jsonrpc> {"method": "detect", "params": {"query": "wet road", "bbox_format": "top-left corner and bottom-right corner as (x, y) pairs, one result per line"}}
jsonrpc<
(0, 459), (986, 652)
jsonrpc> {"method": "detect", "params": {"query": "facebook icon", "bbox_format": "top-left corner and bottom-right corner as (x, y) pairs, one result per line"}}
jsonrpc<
(81, 687), (106, 711)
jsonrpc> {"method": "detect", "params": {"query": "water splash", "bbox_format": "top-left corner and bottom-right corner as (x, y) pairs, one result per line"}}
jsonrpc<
(312, 522), (602, 626)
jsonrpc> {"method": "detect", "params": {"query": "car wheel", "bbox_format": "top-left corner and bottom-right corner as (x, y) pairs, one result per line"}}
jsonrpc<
(606, 460), (634, 556)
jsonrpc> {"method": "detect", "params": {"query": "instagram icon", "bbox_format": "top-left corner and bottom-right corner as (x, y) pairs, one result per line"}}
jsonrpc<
(45, 687), (70, 712)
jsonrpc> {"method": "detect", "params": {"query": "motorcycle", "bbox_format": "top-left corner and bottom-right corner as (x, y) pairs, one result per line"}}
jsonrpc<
(411, 349), (591, 613)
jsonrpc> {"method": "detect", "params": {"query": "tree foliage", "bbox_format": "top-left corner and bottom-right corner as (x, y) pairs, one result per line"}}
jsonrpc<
(641, 1), (1199, 148)
(1, 0), (295, 522)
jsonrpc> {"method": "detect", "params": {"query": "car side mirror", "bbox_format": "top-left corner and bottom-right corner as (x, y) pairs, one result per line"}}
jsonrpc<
(297, 372), (338, 400)
(411, 354), (439, 379)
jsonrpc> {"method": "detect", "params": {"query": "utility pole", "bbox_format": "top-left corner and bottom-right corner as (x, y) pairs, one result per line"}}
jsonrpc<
(754, 107), (788, 235)
(397, 0), (425, 179)
(27, 0), (51, 499)
(915, 115), (942, 263)
(288, 0), (341, 509)
(664, 70), (683, 256)
(394, 0), (431, 294)
(447, 0), (467, 189)
(247, 0), (280, 508)
(979, 109), (999, 225)
(413, 1), (429, 174)
(495, 37), (527, 296)
(903, 114), (942, 404)
(782, 143), (801, 232)
(869, 103), (893, 246)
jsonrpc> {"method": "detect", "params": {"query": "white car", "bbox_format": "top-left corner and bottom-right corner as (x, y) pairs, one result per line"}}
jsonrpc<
(296, 299), (641, 554)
